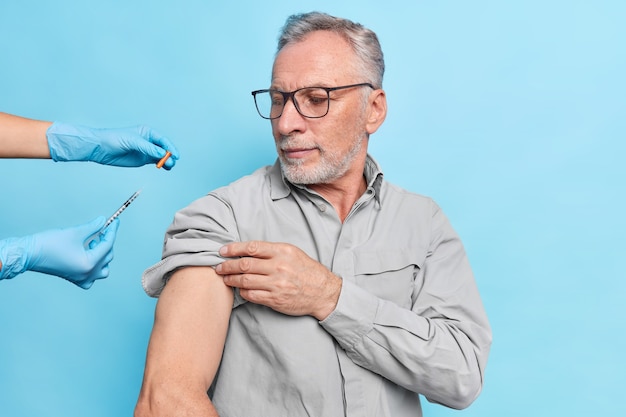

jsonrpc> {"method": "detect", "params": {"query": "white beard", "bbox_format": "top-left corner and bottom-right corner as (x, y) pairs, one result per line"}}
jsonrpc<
(278, 131), (366, 185)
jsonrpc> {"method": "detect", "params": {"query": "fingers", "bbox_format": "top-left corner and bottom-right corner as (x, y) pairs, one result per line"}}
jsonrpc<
(138, 125), (180, 169)
(100, 218), (120, 244)
(78, 216), (106, 249)
(216, 255), (256, 274)
(85, 218), (118, 271)
(70, 252), (112, 289)
(85, 217), (119, 250)
(217, 241), (302, 280)
(219, 240), (274, 259)
(217, 242), (277, 291)
(76, 280), (95, 290)
(219, 261), (276, 294)
(159, 152), (177, 170)
(150, 133), (180, 159)
(74, 263), (109, 289)
(221, 272), (273, 292)
(75, 221), (117, 289)
(82, 216), (107, 235)
(238, 288), (272, 305)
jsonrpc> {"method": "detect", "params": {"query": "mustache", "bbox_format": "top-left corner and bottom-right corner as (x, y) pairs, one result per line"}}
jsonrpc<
(278, 135), (317, 150)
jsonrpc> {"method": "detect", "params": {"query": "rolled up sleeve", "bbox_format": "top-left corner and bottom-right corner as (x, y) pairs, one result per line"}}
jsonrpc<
(142, 193), (240, 298)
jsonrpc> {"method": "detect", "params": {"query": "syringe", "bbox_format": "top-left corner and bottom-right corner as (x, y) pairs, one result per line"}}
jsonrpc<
(85, 189), (141, 248)
(101, 189), (141, 231)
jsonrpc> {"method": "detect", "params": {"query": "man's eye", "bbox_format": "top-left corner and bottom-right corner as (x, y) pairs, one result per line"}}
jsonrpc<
(307, 96), (328, 105)
(270, 93), (284, 105)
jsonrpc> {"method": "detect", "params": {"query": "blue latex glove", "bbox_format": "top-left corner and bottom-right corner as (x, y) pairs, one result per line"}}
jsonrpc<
(46, 122), (180, 170)
(0, 217), (119, 289)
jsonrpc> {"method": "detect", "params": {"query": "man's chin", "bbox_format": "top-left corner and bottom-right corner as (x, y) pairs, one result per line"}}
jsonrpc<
(281, 165), (316, 185)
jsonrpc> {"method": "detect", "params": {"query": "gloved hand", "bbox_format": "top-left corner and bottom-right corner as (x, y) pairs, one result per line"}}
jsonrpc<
(46, 122), (180, 170)
(0, 217), (120, 289)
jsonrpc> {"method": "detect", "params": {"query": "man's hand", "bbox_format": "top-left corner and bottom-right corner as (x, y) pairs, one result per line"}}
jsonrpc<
(216, 241), (341, 320)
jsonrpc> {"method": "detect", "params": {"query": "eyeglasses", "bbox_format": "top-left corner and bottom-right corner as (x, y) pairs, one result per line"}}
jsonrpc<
(251, 82), (374, 120)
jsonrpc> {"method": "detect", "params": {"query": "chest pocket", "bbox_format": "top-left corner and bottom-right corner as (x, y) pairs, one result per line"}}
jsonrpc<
(352, 249), (423, 309)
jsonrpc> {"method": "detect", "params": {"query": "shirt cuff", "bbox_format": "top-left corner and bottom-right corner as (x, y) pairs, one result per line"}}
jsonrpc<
(320, 278), (380, 353)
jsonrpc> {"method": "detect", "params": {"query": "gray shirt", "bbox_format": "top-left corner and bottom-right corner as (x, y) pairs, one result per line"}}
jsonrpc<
(143, 155), (492, 417)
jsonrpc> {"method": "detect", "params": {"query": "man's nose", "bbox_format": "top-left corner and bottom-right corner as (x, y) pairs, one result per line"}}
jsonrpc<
(275, 96), (305, 133)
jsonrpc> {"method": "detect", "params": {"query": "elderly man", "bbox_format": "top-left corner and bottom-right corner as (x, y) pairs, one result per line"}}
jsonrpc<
(135, 11), (491, 417)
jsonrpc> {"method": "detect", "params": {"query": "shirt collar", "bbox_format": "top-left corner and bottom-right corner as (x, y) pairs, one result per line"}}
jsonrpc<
(269, 154), (384, 203)
(269, 160), (292, 200)
(364, 154), (384, 203)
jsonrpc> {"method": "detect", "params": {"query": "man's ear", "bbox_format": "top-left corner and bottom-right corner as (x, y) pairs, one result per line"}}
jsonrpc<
(365, 89), (387, 135)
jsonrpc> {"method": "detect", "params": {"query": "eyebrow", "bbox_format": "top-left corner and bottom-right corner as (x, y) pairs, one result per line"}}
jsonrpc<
(269, 83), (338, 91)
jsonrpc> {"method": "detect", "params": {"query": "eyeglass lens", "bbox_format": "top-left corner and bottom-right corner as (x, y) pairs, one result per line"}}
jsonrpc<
(255, 88), (330, 119)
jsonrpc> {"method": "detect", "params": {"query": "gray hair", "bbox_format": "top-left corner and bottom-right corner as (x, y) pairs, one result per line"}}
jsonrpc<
(276, 12), (385, 89)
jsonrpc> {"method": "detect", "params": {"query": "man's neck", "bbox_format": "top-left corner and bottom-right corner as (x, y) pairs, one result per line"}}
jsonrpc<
(309, 171), (367, 223)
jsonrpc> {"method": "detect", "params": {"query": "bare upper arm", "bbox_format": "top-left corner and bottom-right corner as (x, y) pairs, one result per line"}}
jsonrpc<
(135, 266), (233, 416)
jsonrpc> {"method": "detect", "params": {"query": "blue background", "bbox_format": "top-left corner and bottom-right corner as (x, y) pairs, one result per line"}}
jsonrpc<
(1, 1), (624, 416)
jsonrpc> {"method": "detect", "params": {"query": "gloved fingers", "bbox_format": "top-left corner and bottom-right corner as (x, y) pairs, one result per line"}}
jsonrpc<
(85, 126), (165, 167)
(75, 257), (112, 289)
(74, 266), (107, 289)
(81, 216), (107, 235)
(114, 130), (164, 162)
(89, 218), (120, 252)
(78, 250), (114, 288)
(81, 216), (107, 249)
(90, 240), (115, 281)
(100, 250), (115, 269)
(75, 221), (118, 289)
(139, 125), (180, 160)
(145, 140), (178, 170)
(135, 126), (180, 170)
(160, 152), (176, 170)
(76, 278), (96, 290)
(101, 217), (120, 241)
(84, 217), (118, 260)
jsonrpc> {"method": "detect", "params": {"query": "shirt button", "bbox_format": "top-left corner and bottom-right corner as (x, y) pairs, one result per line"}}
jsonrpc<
(319, 203), (327, 212)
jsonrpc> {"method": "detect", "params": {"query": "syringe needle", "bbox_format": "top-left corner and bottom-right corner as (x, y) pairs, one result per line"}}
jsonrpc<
(84, 189), (142, 248)
(101, 189), (141, 232)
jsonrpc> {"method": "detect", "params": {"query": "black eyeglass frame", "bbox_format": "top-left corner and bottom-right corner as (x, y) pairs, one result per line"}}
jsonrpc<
(251, 82), (375, 120)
